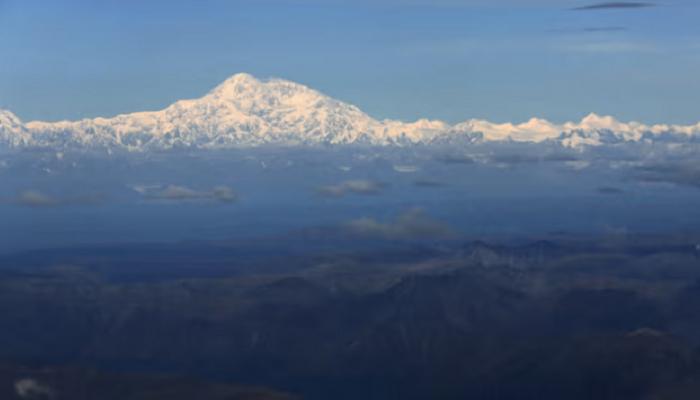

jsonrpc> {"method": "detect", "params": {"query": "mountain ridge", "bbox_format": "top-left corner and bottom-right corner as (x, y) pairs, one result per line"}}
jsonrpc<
(1, 73), (699, 151)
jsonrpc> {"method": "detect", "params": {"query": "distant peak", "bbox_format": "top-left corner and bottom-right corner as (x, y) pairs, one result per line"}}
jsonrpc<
(206, 73), (318, 101)
(581, 112), (615, 124)
(207, 73), (264, 97)
(0, 109), (22, 125)
(224, 72), (260, 85)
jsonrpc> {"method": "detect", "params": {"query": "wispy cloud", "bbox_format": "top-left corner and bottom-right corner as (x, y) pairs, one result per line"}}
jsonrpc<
(414, 179), (447, 188)
(17, 191), (59, 207)
(393, 165), (421, 173)
(15, 379), (53, 399)
(10, 190), (105, 208)
(132, 184), (237, 203)
(583, 27), (629, 32)
(485, 152), (580, 167)
(572, 2), (655, 11)
(558, 40), (656, 53)
(597, 186), (626, 195)
(634, 162), (700, 189)
(345, 208), (455, 240)
(434, 153), (476, 165)
(548, 26), (629, 34)
(318, 180), (387, 197)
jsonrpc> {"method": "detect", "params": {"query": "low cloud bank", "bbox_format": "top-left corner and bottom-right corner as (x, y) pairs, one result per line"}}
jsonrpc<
(572, 2), (655, 11)
(15, 378), (53, 399)
(634, 162), (700, 189)
(346, 208), (454, 240)
(12, 190), (104, 208)
(319, 180), (387, 197)
(132, 184), (237, 203)
(598, 186), (625, 195)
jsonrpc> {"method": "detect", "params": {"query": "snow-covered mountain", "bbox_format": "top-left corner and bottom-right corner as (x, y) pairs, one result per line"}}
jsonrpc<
(1, 73), (699, 151)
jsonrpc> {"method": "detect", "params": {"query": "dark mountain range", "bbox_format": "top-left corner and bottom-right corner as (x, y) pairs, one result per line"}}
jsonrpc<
(1, 234), (700, 399)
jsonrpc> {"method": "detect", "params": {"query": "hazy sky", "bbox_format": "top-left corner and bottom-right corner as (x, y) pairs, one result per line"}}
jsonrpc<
(0, 0), (698, 124)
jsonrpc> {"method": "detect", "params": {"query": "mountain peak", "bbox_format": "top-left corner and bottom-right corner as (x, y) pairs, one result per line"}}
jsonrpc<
(208, 73), (264, 98)
(223, 72), (260, 85)
(0, 109), (23, 128)
(577, 113), (630, 134)
(205, 73), (324, 107)
(1, 77), (699, 150)
(581, 112), (617, 125)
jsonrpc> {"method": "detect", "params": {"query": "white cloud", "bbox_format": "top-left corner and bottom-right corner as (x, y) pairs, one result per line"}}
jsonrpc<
(132, 184), (237, 203)
(565, 160), (591, 170)
(17, 190), (59, 207)
(557, 40), (656, 53)
(15, 379), (53, 399)
(319, 180), (387, 197)
(393, 165), (421, 173)
(346, 208), (454, 240)
(9, 190), (104, 208)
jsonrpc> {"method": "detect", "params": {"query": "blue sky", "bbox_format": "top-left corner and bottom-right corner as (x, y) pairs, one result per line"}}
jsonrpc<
(0, 0), (698, 124)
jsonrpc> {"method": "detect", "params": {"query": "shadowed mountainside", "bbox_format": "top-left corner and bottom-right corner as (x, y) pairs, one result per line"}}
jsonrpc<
(1, 235), (700, 399)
